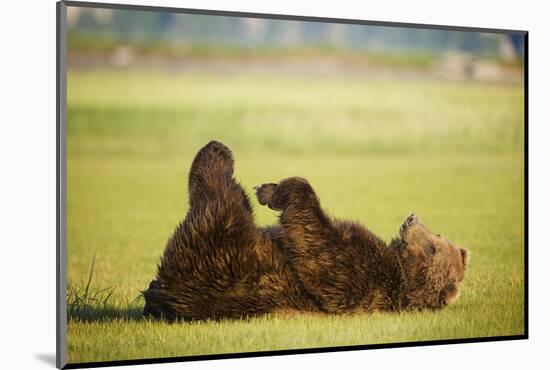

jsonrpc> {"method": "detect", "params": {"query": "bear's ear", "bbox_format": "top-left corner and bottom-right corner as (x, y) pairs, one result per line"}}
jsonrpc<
(460, 248), (470, 270)
(406, 213), (419, 226)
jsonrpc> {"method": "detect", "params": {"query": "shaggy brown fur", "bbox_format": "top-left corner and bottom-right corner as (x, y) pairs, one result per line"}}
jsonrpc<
(143, 141), (470, 321)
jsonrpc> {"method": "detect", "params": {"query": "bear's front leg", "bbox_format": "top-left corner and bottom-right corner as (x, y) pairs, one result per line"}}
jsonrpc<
(255, 178), (353, 312)
(255, 177), (332, 246)
(255, 177), (320, 212)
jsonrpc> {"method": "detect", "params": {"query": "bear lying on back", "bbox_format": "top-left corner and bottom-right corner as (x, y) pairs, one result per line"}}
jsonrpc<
(143, 141), (470, 321)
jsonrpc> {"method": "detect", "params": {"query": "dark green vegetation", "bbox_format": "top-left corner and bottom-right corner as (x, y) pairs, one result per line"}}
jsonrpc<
(68, 33), (441, 69)
(66, 69), (524, 363)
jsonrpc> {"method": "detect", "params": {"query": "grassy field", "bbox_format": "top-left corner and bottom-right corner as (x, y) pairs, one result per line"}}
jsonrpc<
(66, 69), (525, 364)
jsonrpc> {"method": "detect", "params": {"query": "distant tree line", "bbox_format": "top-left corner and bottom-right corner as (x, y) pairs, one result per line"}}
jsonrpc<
(68, 7), (524, 59)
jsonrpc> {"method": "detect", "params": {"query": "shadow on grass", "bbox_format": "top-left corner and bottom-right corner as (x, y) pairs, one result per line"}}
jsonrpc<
(68, 304), (145, 323)
(67, 254), (146, 323)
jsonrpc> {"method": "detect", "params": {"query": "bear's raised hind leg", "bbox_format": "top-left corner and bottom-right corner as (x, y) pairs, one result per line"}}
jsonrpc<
(188, 141), (236, 206)
(147, 142), (259, 320)
(186, 141), (252, 213)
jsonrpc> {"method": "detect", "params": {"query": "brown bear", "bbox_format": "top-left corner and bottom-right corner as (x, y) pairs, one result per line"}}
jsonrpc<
(143, 141), (470, 321)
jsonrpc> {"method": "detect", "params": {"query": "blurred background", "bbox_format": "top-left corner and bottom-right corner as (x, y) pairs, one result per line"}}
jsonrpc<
(66, 6), (524, 362)
(67, 7), (524, 80)
(66, 7), (525, 159)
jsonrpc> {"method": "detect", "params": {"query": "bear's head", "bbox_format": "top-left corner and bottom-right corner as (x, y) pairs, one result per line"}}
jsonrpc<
(394, 213), (470, 310)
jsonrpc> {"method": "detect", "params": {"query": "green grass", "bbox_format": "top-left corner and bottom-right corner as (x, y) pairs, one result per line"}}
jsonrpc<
(66, 68), (525, 364)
